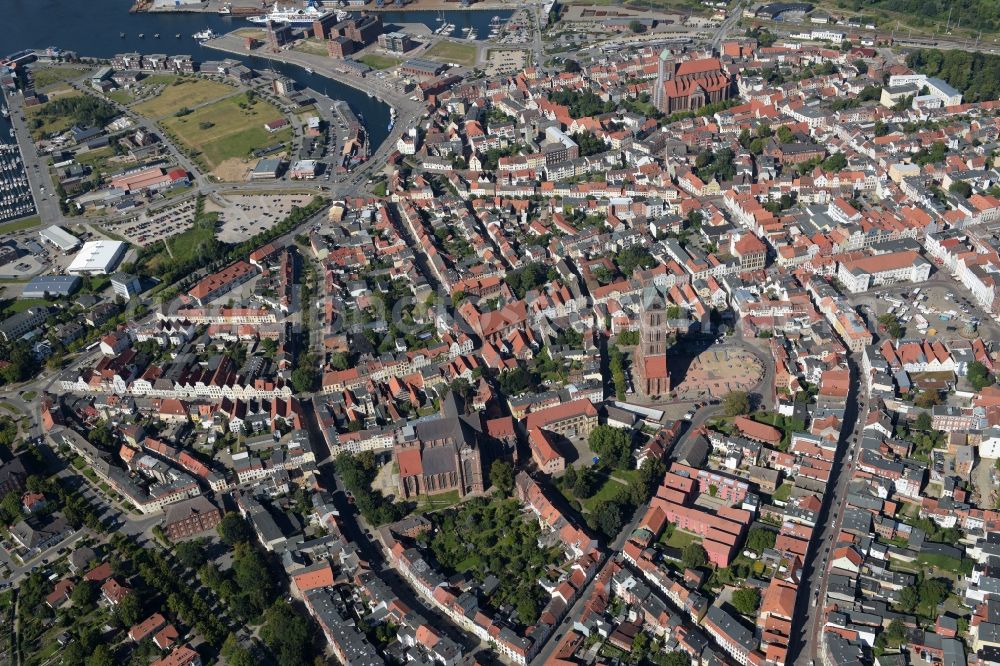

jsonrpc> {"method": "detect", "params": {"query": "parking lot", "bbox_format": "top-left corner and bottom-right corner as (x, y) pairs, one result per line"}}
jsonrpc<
(484, 49), (529, 76)
(208, 193), (313, 243)
(848, 280), (993, 341)
(107, 197), (198, 248)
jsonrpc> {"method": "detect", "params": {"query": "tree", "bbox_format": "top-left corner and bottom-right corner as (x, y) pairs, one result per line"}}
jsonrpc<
(86, 646), (115, 666)
(259, 601), (313, 666)
(593, 501), (623, 539)
(631, 631), (651, 661)
(918, 578), (949, 609)
(746, 527), (776, 553)
(71, 579), (98, 608)
(914, 411), (932, 431)
(563, 59), (581, 73)
(914, 390), (942, 409)
(290, 358), (319, 393)
(175, 539), (208, 570)
(968, 360), (994, 391)
(776, 126), (795, 144)
(651, 653), (691, 666)
(629, 19), (645, 33)
(217, 512), (252, 546)
(0, 491), (21, 524)
(722, 391), (750, 417)
(573, 467), (597, 499)
(886, 618), (907, 646)
(490, 461), (514, 496)
(732, 587), (761, 615)
(114, 592), (142, 627)
(898, 585), (919, 612)
(588, 425), (633, 469)
(949, 181), (973, 198)
(681, 543), (708, 569)
(516, 592), (539, 625)
(563, 466), (577, 488)
(822, 152), (847, 172)
(878, 313), (902, 338)
(234, 543), (276, 616)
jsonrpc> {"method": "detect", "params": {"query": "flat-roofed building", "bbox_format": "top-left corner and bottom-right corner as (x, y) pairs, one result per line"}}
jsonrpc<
(67, 240), (126, 276)
(39, 225), (81, 252)
(378, 31), (413, 53)
(110, 273), (142, 301)
(250, 158), (284, 180)
(289, 160), (318, 179)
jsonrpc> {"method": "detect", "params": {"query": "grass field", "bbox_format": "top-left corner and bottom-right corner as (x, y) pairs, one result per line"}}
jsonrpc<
(1, 298), (48, 317)
(133, 77), (235, 119)
(25, 91), (85, 139)
(145, 216), (218, 273)
(161, 93), (291, 169)
(30, 66), (92, 89)
(580, 475), (628, 513)
(662, 528), (701, 549)
(358, 54), (402, 70)
(0, 216), (41, 235)
(415, 489), (462, 513)
(425, 41), (478, 67)
(233, 27), (269, 40)
(74, 146), (118, 175)
(294, 38), (330, 56)
(107, 89), (135, 105)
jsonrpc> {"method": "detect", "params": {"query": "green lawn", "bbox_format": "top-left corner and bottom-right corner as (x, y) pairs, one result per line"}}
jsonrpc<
(611, 468), (643, 485)
(425, 41), (478, 67)
(21, 391), (36, 402)
(772, 482), (793, 503)
(0, 402), (23, 415)
(358, 54), (402, 70)
(0, 216), (41, 235)
(161, 93), (292, 169)
(144, 211), (217, 273)
(1, 298), (48, 317)
(416, 489), (461, 512)
(916, 552), (973, 575)
(581, 476), (628, 513)
(663, 528), (701, 549)
(74, 146), (118, 175)
(132, 77), (235, 119)
(107, 89), (135, 105)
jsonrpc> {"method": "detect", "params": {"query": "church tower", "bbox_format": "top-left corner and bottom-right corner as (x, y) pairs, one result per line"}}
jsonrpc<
(635, 297), (671, 397)
(653, 49), (673, 114)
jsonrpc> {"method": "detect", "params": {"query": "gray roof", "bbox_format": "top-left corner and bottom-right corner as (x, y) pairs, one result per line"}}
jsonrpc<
(22, 275), (81, 298)
(705, 606), (757, 651)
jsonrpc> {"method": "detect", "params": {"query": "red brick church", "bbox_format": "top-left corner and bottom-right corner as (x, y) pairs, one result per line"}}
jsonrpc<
(652, 53), (732, 115)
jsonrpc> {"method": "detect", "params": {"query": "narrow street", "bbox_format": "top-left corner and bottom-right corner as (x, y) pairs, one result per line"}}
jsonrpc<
(787, 357), (869, 665)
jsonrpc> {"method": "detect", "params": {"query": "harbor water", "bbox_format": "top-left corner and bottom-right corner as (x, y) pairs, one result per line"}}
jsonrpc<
(5, 0), (513, 151)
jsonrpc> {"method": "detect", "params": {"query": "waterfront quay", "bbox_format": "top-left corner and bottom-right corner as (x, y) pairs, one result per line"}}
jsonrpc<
(204, 32), (422, 183)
